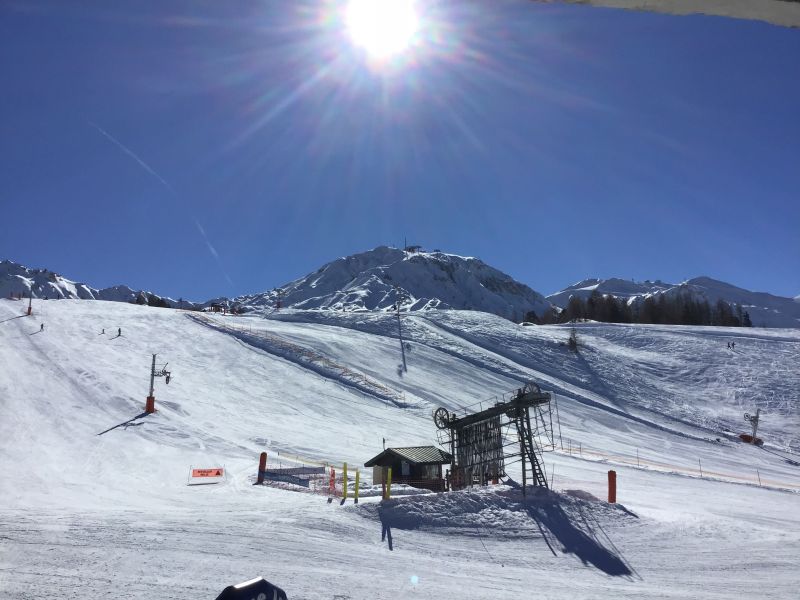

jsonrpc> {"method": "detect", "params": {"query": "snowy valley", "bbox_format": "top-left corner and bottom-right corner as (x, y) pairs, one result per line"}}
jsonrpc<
(1, 288), (798, 598)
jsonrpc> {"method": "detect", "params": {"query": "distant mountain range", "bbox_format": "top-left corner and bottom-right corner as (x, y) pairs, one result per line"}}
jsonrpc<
(547, 277), (800, 328)
(0, 248), (551, 321)
(0, 260), (199, 310)
(2, 250), (799, 328)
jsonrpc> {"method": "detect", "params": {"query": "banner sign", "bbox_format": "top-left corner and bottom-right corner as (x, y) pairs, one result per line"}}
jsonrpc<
(264, 466), (325, 476)
(263, 472), (310, 487)
(188, 467), (225, 485)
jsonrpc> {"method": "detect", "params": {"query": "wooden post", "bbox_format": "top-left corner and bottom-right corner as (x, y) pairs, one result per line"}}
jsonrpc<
(608, 470), (617, 503)
(257, 452), (267, 485)
(385, 467), (392, 500)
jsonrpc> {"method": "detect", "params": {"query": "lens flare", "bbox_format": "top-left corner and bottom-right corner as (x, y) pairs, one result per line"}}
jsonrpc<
(346, 0), (419, 60)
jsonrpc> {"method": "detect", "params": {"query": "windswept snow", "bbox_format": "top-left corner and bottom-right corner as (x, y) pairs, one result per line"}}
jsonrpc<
(1, 298), (799, 599)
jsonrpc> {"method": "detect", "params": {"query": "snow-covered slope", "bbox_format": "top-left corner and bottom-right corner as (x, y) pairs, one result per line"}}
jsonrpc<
(2, 299), (799, 598)
(549, 276), (800, 328)
(237, 246), (552, 320)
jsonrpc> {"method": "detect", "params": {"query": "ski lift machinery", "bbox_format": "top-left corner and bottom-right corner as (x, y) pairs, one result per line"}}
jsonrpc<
(434, 381), (561, 495)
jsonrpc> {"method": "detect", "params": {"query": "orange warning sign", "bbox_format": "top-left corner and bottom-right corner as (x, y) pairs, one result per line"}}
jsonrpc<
(192, 468), (224, 478)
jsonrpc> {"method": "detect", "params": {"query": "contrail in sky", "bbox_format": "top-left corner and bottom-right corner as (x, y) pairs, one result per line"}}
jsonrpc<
(89, 122), (176, 194)
(88, 121), (235, 289)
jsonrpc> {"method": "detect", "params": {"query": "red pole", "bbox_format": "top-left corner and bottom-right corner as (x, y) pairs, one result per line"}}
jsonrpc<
(257, 452), (267, 485)
(608, 470), (617, 503)
(329, 468), (336, 497)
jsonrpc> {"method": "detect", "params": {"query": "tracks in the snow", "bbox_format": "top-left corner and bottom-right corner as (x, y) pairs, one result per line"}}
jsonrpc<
(189, 314), (413, 409)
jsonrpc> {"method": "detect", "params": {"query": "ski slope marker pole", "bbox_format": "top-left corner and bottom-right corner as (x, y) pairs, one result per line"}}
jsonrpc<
(608, 470), (617, 503)
(340, 463), (348, 505)
(257, 452), (267, 485)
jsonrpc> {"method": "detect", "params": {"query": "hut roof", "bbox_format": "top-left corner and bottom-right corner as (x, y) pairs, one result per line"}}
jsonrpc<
(364, 446), (452, 467)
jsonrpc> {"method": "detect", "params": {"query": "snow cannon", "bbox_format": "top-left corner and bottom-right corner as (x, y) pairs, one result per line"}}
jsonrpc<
(738, 434), (764, 446)
(741, 409), (764, 445)
(215, 577), (287, 600)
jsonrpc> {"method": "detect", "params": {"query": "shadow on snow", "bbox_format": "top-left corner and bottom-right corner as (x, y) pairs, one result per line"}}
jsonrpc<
(97, 412), (150, 436)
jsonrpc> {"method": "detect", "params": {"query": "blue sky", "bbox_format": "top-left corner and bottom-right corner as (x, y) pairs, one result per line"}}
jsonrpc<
(1, 0), (798, 300)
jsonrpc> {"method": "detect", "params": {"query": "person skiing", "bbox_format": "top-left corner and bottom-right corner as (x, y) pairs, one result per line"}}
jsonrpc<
(731, 341), (736, 350)
(118, 327), (122, 337)
(727, 341), (731, 349)
(101, 328), (105, 335)
(40, 323), (44, 332)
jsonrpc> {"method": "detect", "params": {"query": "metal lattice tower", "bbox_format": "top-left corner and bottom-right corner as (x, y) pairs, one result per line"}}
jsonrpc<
(434, 381), (558, 495)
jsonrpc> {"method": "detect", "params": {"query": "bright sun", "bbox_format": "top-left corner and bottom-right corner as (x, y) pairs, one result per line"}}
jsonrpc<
(345, 0), (419, 60)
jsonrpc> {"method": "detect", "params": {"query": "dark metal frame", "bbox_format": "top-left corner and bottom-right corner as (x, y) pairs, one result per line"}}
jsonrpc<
(435, 382), (557, 495)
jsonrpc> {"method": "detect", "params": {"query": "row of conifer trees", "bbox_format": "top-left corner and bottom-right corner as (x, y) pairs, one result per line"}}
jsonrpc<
(526, 291), (753, 327)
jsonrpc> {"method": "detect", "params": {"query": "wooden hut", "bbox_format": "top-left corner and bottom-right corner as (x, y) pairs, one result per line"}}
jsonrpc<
(364, 446), (451, 492)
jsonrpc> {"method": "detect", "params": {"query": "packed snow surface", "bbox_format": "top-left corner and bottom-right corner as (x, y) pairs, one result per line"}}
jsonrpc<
(1, 298), (799, 599)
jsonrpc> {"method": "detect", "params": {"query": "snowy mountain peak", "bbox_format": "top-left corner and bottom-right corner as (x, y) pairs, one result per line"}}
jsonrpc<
(236, 246), (550, 320)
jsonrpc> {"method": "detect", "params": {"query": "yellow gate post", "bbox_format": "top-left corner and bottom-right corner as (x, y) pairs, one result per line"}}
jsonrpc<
(343, 462), (348, 500)
(385, 467), (392, 500)
(354, 469), (360, 504)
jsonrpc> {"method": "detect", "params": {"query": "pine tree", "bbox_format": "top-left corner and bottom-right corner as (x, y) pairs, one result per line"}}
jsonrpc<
(568, 327), (579, 352)
(565, 296), (586, 322)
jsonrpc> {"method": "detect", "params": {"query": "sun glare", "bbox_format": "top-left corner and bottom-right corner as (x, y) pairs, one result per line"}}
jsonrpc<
(345, 0), (419, 60)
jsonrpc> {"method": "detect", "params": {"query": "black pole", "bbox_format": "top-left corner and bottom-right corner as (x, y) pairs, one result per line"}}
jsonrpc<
(396, 302), (407, 372)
